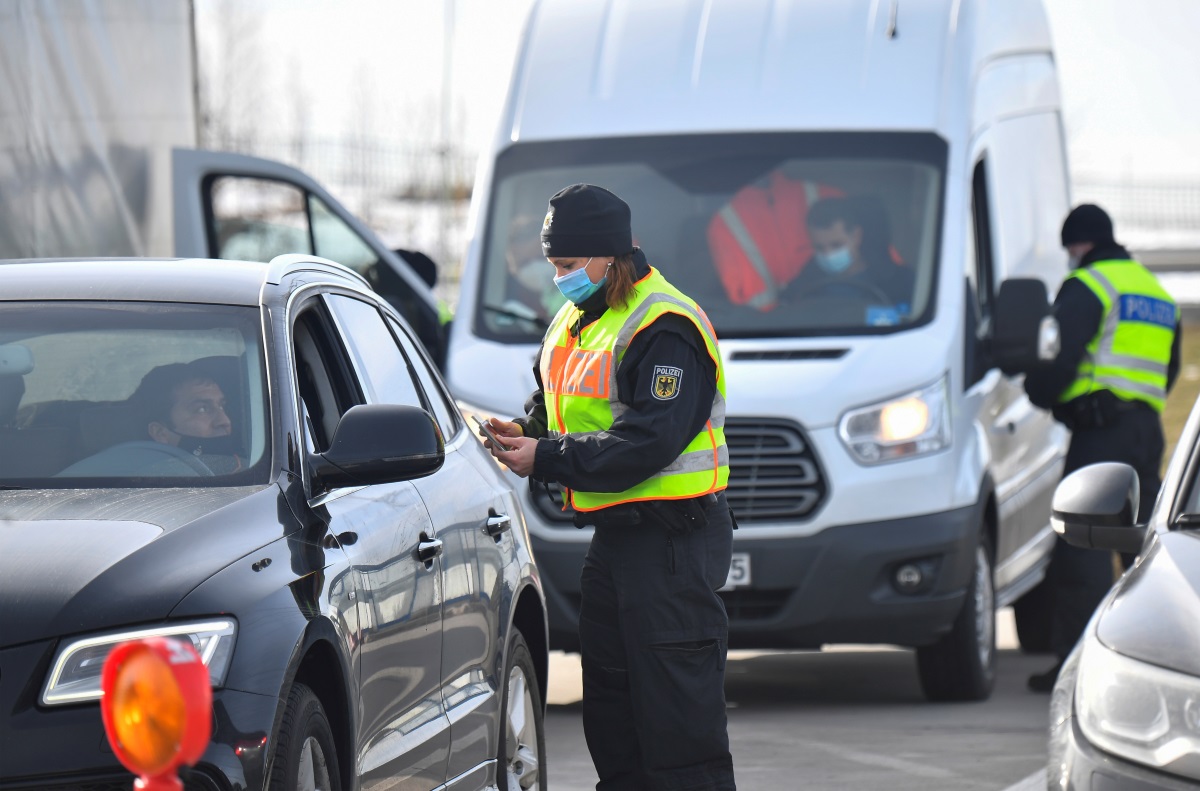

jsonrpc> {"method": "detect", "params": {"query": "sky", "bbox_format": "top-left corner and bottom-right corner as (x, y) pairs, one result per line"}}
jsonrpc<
(194, 0), (1200, 183)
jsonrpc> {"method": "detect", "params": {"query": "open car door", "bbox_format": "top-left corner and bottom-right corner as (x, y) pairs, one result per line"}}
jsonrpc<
(171, 147), (446, 367)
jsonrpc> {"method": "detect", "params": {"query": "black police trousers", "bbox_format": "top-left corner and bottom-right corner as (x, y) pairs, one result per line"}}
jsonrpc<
(1048, 406), (1165, 660)
(578, 492), (736, 791)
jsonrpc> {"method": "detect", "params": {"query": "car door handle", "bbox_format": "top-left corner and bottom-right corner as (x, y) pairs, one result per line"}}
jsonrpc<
(416, 535), (443, 564)
(485, 513), (511, 538)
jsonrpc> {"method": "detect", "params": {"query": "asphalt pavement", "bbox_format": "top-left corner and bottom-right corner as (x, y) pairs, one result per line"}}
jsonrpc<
(544, 609), (1051, 791)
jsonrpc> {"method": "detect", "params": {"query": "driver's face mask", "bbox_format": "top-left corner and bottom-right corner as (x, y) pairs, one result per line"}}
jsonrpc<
(816, 246), (854, 274)
(172, 430), (242, 458)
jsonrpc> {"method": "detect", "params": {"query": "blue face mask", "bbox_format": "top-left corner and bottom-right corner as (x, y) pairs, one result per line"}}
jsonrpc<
(553, 258), (607, 304)
(816, 246), (854, 274)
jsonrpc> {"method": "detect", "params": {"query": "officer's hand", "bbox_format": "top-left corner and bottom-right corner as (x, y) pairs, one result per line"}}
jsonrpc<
(492, 435), (537, 478)
(488, 417), (524, 439)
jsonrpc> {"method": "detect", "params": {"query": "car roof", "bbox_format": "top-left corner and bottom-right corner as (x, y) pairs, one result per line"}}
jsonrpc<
(0, 257), (367, 305)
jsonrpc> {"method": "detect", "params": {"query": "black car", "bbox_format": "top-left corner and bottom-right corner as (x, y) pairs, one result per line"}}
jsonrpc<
(1048, 412), (1200, 789)
(0, 256), (547, 791)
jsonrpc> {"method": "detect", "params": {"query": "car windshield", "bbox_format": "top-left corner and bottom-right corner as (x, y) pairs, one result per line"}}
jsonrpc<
(0, 302), (270, 488)
(476, 132), (946, 343)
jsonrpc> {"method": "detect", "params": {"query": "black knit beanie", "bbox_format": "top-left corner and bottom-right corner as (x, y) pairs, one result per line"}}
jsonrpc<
(540, 184), (633, 258)
(1061, 204), (1116, 247)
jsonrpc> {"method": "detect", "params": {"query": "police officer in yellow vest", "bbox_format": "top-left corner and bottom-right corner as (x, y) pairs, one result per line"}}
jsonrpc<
(484, 184), (736, 790)
(1024, 204), (1181, 692)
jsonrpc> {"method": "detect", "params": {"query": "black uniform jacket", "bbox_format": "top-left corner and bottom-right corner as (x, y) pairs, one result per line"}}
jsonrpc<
(1024, 245), (1182, 423)
(515, 250), (719, 494)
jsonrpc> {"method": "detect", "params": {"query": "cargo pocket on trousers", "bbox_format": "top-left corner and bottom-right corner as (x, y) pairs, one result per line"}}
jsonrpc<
(650, 638), (725, 671)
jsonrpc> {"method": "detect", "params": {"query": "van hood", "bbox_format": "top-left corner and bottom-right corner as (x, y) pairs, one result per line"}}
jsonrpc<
(452, 328), (952, 428)
(0, 484), (291, 648)
(720, 333), (948, 428)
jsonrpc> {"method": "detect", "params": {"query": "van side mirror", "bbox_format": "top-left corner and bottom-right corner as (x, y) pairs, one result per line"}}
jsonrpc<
(1052, 462), (1146, 554)
(309, 404), (445, 490)
(991, 278), (1059, 375)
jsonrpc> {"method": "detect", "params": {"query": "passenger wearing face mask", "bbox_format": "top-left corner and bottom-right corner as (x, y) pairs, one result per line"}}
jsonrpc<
(1022, 204), (1182, 693)
(783, 196), (914, 321)
(481, 184), (737, 791)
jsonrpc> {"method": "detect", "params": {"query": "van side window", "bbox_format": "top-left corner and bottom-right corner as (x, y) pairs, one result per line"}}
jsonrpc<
(970, 160), (996, 327)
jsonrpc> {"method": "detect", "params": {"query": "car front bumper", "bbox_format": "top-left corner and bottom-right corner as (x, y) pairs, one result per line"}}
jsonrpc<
(534, 503), (980, 652)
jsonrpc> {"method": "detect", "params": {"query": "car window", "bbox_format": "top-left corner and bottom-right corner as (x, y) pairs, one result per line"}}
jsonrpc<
(386, 315), (460, 438)
(309, 196), (380, 276)
(0, 302), (270, 486)
(209, 177), (313, 261)
(325, 295), (426, 411)
(292, 302), (362, 452)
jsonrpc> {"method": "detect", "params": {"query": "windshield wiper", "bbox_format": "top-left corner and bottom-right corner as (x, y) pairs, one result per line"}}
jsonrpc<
(481, 303), (549, 332)
(0, 485), (29, 490)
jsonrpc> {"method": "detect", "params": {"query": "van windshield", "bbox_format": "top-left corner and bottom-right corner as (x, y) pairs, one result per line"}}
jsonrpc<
(476, 133), (946, 342)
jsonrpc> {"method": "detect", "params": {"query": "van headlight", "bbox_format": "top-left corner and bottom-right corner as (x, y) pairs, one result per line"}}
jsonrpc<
(1076, 633), (1200, 780)
(838, 376), (950, 464)
(41, 619), (236, 705)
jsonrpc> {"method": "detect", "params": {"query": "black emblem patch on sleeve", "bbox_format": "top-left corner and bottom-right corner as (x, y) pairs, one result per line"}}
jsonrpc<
(652, 365), (683, 400)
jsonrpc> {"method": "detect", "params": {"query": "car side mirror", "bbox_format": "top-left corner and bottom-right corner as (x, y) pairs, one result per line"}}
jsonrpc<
(308, 404), (445, 490)
(1052, 462), (1146, 554)
(991, 278), (1060, 375)
(393, 248), (438, 289)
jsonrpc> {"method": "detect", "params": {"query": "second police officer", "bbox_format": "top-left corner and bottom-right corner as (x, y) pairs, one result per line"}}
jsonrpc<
(484, 184), (737, 790)
(1024, 203), (1182, 692)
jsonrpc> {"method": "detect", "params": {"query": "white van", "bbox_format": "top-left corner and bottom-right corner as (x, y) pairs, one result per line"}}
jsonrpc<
(449, 0), (1071, 700)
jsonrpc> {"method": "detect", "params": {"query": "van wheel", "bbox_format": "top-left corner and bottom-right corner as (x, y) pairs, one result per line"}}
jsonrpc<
(916, 534), (996, 702)
(1013, 579), (1054, 654)
(498, 631), (547, 790)
(268, 683), (342, 791)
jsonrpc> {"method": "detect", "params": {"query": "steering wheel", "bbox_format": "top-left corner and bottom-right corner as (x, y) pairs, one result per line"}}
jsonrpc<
(797, 277), (894, 306)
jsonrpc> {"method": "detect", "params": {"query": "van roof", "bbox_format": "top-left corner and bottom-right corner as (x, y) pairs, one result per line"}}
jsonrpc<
(506, 0), (1054, 142)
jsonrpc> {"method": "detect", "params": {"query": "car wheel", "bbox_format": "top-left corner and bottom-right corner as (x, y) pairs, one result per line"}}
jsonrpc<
(268, 683), (342, 791)
(916, 533), (996, 702)
(1013, 579), (1054, 654)
(498, 631), (546, 791)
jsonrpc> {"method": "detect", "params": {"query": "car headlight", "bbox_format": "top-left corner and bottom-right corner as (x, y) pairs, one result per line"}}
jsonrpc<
(41, 619), (236, 706)
(838, 376), (950, 464)
(1076, 632), (1200, 780)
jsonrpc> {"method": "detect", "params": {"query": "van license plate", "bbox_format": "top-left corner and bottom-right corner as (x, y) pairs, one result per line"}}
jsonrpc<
(721, 553), (751, 590)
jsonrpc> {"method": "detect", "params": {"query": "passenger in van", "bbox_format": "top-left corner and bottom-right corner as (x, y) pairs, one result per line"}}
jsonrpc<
(59, 362), (243, 477)
(782, 196), (915, 324)
(483, 184), (737, 790)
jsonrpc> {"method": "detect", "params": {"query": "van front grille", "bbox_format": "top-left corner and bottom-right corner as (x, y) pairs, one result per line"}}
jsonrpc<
(530, 417), (826, 526)
(724, 418), (826, 523)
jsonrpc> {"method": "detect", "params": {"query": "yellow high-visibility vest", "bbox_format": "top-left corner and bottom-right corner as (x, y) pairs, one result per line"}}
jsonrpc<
(540, 267), (728, 511)
(1059, 259), (1178, 412)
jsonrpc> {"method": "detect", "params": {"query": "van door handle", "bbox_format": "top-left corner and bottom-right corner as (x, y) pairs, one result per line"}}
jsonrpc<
(416, 535), (443, 564)
(485, 513), (512, 538)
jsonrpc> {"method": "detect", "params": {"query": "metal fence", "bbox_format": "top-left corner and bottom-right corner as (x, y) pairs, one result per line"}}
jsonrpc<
(1074, 175), (1200, 234)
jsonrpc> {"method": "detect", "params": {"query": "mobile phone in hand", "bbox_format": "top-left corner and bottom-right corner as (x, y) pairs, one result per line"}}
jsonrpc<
(472, 415), (512, 452)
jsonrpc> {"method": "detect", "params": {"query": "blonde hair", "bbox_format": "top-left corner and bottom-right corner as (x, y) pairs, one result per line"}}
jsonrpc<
(605, 253), (639, 311)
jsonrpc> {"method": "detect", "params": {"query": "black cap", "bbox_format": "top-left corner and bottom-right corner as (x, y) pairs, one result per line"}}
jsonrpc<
(1061, 204), (1115, 247)
(540, 184), (633, 258)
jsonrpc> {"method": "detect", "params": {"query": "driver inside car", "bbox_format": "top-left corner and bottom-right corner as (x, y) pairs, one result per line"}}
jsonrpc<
(58, 361), (244, 478)
(782, 196), (915, 324)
